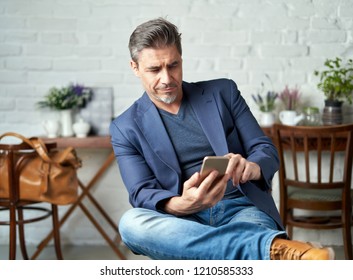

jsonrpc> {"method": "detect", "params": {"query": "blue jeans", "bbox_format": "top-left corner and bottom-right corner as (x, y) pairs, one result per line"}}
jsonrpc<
(119, 196), (287, 260)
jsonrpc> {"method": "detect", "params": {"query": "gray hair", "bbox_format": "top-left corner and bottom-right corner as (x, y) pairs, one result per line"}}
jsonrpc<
(128, 17), (182, 63)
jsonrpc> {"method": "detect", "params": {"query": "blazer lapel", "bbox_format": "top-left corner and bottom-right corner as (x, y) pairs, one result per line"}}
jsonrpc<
(185, 82), (229, 156)
(135, 93), (181, 174)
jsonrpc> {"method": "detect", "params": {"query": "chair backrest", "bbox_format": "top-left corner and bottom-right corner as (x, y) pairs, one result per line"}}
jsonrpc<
(273, 124), (353, 212)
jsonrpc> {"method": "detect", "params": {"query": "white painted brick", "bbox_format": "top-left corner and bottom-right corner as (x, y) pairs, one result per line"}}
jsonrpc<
(53, 59), (101, 71)
(5, 1), (52, 16)
(52, 4), (90, 18)
(304, 30), (347, 44)
(281, 70), (307, 84)
(0, 97), (15, 110)
(282, 31), (298, 44)
(232, 17), (262, 31)
(289, 57), (326, 71)
(184, 44), (232, 58)
(237, 2), (288, 19)
(312, 18), (341, 30)
(25, 45), (74, 57)
(313, 0), (341, 17)
(28, 18), (77, 31)
(101, 57), (130, 72)
(0, 17), (26, 29)
(4, 31), (37, 43)
(261, 45), (308, 57)
(40, 33), (62, 44)
(182, 18), (232, 32)
(91, 5), (136, 18)
(286, 0), (315, 17)
(231, 45), (251, 57)
(6, 58), (52, 70)
(4, 85), (38, 96)
(245, 58), (284, 71)
(189, 3), (237, 18)
(0, 70), (26, 83)
(75, 46), (113, 58)
(218, 58), (243, 71)
(205, 30), (249, 45)
(110, 17), (132, 31)
(262, 16), (310, 31)
(0, 44), (22, 56)
(73, 72), (125, 85)
(77, 19), (111, 32)
(251, 31), (281, 44)
(27, 71), (78, 85)
(339, 2), (353, 17)
(141, 5), (191, 18)
(310, 44), (347, 57)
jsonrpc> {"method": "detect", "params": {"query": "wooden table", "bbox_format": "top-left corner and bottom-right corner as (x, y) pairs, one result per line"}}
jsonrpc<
(33, 136), (126, 260)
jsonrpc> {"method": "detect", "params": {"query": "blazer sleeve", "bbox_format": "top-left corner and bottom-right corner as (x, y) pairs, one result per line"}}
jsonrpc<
(224, 79), (279, 190)
(109, 119), (178, 211)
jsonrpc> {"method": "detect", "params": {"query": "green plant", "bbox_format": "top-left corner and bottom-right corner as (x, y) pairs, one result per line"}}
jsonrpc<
(252, 74), (278, 112)
(252, 91), (278, 112)
(314, 57), (353, 104)
(37, 83), (92, 110)
(279, 85), (301, 111)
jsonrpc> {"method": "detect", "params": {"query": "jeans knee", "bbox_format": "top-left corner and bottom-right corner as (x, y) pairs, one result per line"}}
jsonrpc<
(119, 208), (140, 239)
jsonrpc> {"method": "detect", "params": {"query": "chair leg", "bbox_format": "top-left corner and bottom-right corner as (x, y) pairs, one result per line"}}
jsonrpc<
(9, 205), (17, 260)
(343, 216), (353, 260)
(17, 207), (30, 260)
(51, 204), (63, 260)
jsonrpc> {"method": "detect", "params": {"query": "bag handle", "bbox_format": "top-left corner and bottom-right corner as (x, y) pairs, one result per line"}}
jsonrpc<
(0, 132), (37, 147)
(0, 132), (76, 165)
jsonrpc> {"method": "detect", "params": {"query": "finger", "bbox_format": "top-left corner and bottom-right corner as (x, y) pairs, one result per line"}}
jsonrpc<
(240, 164), (251, 183)
(232, 159), (246, 186)
(209, 174), (229, 196)
(184, 172), (200, 190)
(197, 170), (219, 195)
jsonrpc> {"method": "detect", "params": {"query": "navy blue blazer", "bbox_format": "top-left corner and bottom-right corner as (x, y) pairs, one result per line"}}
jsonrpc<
(110, 78), (284, 229)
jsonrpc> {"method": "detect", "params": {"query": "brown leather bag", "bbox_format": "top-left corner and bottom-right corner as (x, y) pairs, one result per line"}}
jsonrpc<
(0, 132), (81, 205)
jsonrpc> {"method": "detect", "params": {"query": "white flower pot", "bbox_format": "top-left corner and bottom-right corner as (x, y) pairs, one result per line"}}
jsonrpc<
(60, 109), (74, 137)
(260, 112), (275, 127)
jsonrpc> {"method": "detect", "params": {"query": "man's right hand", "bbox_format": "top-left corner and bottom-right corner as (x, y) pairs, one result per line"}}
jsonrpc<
(161, 170), (231, 216)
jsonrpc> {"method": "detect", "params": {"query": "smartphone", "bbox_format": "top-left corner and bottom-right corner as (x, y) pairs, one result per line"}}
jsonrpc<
(200, 156), (229, 178)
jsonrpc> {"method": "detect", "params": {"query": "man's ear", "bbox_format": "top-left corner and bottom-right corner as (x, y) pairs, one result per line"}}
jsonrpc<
(130, 60), (140, 77)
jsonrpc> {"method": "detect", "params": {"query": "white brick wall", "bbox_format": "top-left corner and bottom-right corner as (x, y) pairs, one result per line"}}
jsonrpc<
(0, 0), (352, 248)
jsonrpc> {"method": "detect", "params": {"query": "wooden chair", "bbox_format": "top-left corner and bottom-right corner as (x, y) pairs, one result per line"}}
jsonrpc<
(0, 140), (63, 260)
(273, 123), (353, 260)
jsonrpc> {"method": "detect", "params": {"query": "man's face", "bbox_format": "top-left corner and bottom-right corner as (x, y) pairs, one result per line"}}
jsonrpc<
(130, 45), (183, 106)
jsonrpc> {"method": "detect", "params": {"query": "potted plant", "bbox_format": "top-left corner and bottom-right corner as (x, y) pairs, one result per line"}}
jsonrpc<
(252, 90), (278, 127)
(37, 83), (92, 110)
(314, 57), (353, 124)
(278, 85), (304, 125)
(37, 83), (92, 137)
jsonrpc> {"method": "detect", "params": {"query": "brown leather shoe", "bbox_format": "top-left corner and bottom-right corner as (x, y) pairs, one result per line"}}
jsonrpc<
(270, 238), (335, 260)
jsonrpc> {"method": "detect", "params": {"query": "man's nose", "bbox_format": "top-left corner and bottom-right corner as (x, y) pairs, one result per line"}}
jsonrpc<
(160, 69), (172, 84)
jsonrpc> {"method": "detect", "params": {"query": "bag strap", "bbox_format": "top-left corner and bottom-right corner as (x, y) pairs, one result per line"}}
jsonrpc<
(0, 132), (76, 165)
(0, 132), (36, 147)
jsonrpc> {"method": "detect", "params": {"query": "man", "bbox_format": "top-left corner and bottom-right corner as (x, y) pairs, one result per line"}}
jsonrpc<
(110, 17), (334, 260)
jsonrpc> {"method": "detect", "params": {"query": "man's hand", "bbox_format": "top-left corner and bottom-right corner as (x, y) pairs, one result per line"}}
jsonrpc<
(162, 170), (230, 216)
(224, 153), (261, 186)
(161, 153), (261, 216)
